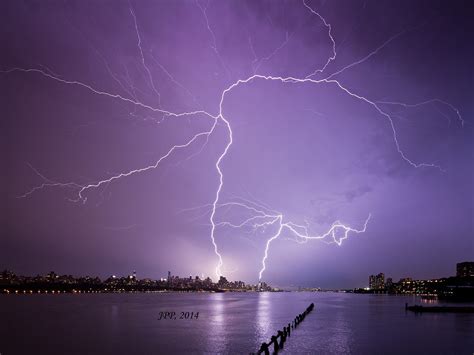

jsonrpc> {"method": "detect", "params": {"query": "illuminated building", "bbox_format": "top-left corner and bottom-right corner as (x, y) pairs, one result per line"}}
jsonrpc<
(369, 275), (376, 289)
(369, 273), (385, 290)
(456, 262), (474, 278)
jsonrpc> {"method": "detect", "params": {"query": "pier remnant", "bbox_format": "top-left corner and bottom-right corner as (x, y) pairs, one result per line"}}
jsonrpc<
(255, 302), (314, 354)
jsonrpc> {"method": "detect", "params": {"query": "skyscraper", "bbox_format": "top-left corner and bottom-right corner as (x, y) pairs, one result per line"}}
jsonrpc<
(369, 275), (376, 289)
(369, 273), (385, 290)
(376, 273), (385, 289)
(456, 262), (474, 278)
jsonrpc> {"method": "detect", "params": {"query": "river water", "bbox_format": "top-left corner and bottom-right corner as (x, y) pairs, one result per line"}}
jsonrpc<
(0, 292), (472, 354)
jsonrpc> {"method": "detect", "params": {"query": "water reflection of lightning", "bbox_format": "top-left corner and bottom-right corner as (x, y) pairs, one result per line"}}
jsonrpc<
(2, 1), (463, 281)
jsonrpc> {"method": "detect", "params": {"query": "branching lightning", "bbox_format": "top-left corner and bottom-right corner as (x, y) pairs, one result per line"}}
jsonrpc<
(3, 0), (463, 281)
(195, 0), (233, 80)
(129, 5), (162, 106)
(303, 0), (336, 78)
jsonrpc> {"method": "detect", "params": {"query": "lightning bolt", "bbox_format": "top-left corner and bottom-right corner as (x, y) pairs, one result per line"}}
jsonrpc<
(186, 198), (371, 280)
(303, 0), (336, 78)
(3, 0), (463, 282)
(129, 5), (162, 106)
(259, 214), (371, 280)
(195, 0), (233, 80)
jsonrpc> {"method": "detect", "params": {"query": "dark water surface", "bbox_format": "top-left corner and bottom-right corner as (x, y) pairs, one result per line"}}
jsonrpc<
(0, 292), (473, 354)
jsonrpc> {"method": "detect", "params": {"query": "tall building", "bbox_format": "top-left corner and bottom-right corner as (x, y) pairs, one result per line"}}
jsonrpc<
(369, 273), (385, 290)
(376, 273), (385, 289)
(456, 262), (474, 278)
(47, 271), (58, 282)
(217, 276), (229, 288)
(369, 275), (376, 289)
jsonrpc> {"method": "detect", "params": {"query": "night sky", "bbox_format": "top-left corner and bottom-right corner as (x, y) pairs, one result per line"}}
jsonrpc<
(2, 0), (473, 288)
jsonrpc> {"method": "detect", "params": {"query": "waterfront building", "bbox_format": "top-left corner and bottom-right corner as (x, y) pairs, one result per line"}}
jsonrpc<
(369, 273), (385, 290)
(369, 275), (376, 289)
(456, 261), (474, 278)
(217, 276), (229, 288)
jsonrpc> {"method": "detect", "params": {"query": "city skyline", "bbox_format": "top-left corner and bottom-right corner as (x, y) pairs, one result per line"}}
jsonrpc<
(2, 0), (473, 288)
(0, 268), (277, 294)
(2, 260), (472, 290)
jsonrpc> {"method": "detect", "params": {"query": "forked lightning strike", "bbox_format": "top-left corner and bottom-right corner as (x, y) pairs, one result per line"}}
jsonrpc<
(2, 0), (463, 281)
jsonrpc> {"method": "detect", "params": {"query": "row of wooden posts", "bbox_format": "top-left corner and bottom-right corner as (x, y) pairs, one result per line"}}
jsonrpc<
(256, 302), (315, 354)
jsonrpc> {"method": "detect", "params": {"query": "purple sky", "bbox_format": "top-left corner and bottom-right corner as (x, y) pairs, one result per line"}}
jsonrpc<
(2, 0), (473, 288)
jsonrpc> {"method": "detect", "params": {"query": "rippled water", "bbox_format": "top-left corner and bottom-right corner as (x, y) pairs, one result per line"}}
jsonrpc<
(1, 292), (473, 354)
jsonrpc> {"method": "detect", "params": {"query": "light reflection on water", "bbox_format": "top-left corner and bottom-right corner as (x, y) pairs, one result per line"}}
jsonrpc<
(256, 292), (271, 340)
(207, 293), (226, 353)
(0, 292), (472, 354)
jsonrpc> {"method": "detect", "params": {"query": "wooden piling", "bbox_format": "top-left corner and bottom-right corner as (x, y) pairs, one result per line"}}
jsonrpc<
(271, 335), (278, 353)
(259, 342), (269, 355)
(255, 303), (315, 354)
